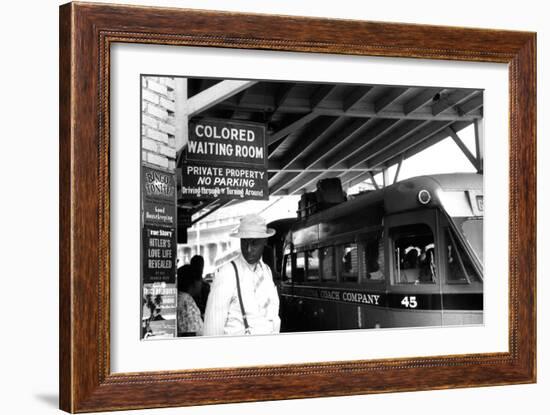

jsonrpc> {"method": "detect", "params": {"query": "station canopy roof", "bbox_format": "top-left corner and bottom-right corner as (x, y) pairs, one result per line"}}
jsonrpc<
(180, 78), (483, 222)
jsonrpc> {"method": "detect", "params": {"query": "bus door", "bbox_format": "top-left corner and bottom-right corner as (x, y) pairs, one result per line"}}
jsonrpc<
(437, 212), (484, 325)
(339, 231), (387, 330)
(385, 209), (444, 328)
(279, 244), (297, 332)
(279, 243), (321, 332)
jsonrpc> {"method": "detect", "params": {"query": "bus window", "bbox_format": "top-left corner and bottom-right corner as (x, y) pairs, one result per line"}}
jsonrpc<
(305, 250), (320, 281)
(454, 217), (483, 265)
(295, 252), (305, 283)
(444, 228), (481, 284)
(341, 243), (359, 282)
(321, 246), (336, 281)
(363, 236), (385, 281)
(283, 254), (292, 282)
(391, 224), (436, 284)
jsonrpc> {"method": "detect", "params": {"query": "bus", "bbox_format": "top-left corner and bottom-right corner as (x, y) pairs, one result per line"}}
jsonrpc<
(270, 173), (483, 332)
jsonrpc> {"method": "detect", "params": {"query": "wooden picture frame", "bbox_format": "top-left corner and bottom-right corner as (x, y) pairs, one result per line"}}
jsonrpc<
(59, 2), (536, 412)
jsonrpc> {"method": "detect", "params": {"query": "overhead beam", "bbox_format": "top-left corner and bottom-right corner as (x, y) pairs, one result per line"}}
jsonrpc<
(367, 93), (482, 171)
(447, 127), (479, 170)
(186, 80), (257, 118)
(301, 118), (374, 168)
(340, 170), (370, 189)
(283, 171), (332, 195)
(270, 118), (373, 194)
(268, 112), (319, 145)
(432, 89), (479, 116)
(268, 167), (376, 172)
(375, 87), (410, 113)
(268, 117), (344, 186)
(351, 173), (374, 189)
(365, 121), (454, 169)
(275, 83), (295, 107)
(343, 86), (373, 111)
(456, 95), (483, 117)
(383, 121), (473, 168)
(215, 101), (483, 121)
(327, 119), (415, 169)
(272, 171), (320, 195)
(267, 84), (339, 147)
(275, 119), (376, 194)
(269, 171), (303, 196)
(404, 87), (445, 114)
(278, 118), (403, 195)
(267, 83), (296, 123)
(281, 163), (383, 196)
(310, 84), (338, 108)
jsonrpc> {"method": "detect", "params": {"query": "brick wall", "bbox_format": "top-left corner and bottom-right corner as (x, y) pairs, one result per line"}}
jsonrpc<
(141, 76), (177, 171)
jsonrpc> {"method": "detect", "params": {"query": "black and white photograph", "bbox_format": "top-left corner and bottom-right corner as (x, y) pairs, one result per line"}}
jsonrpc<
(140, 76), (484, 339)
(3, 0), (546, 414)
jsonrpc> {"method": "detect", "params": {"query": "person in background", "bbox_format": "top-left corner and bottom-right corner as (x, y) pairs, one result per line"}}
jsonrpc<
(190, 255), (204, 276)
(190, 255), (210, 317)
(176, 264), (204, 336)
(203, 214), (280, 336)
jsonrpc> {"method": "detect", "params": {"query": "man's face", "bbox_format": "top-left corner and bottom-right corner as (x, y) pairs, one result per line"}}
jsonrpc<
(241, 238), (267, 265)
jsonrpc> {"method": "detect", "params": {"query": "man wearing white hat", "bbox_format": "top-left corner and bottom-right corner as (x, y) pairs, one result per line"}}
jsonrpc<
(203, 214), (281, 336)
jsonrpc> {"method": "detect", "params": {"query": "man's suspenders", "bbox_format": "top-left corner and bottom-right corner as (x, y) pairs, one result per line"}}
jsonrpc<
(230, 261), (251, 334)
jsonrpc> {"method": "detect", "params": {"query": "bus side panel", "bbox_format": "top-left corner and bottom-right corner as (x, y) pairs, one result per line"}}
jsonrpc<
(279, 294), (299, 332)
(279, 295), (340, 332)
(338, 303), (361, 329)
(288, 297), (339, 332)
(339, 303), (389, 330)
(361, 306), (388, 329)
(442, 311), (483, 326)
(385, 309), (443, 328)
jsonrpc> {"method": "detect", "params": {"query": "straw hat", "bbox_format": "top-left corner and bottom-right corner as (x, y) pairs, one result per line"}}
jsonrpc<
(230, 214), (275, 238)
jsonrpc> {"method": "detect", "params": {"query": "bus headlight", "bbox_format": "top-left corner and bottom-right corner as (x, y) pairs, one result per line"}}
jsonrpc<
(418, 189), (432, 205)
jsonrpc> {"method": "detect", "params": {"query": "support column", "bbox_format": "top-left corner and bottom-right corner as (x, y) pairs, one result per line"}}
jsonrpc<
(393, 155), (404, 184)
(382, 168), (390, 188)
(447, 127), (479, 171)
(174, 78), (188, 154)
(474, 119), (484, 173)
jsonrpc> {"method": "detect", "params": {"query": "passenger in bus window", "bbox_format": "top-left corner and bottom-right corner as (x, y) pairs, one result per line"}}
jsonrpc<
(306, 250), (320, 281)
(445, 229), (478, 283)
(203, 214), (281, 336)
(418, 245), (436, 282)
(392, 224), (435, 284)
(321, 246), (336, 281)
(342, 244), (358, 282)
(283, 254), (292, 282)
(294, 252), (305, 282)
(403, 247), (420, 269)
(365, 238), (384, 280)
(367, 254), (384, 280)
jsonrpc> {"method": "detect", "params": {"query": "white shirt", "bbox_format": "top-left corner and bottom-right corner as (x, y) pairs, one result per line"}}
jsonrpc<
(203, 254), (280, 336)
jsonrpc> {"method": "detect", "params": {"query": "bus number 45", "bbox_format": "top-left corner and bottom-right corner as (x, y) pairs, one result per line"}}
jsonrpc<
(401, 296), (418, 308)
